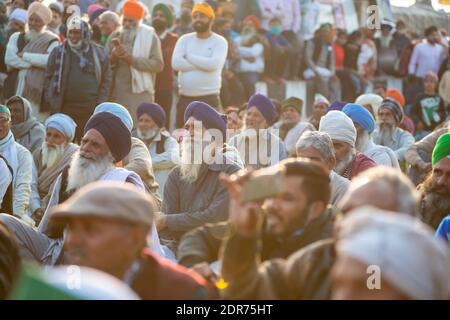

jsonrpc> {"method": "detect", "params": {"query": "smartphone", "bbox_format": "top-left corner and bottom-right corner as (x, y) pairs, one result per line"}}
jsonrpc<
(240, 167), (283, 203)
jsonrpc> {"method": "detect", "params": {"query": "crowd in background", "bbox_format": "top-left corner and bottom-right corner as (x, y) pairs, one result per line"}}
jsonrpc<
(0, 0), (449, 300)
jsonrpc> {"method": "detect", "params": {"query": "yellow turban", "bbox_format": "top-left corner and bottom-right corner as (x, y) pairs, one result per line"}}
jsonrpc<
(192, 2), (215, 20)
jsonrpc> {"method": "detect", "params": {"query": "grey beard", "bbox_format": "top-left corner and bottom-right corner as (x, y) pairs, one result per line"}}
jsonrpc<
(356, 131), (371, 151)
(137, 128), (158, 141)
(25, 30), (42, 42)
(68, 39), (82, 49)
(66, 150), (115, 191)
(421, 190), (450, 229)
(335, 149), (356, 174)
(378, 123), (395, 146)
(122, 27), (137, 47)
(179, 139), (207, 183)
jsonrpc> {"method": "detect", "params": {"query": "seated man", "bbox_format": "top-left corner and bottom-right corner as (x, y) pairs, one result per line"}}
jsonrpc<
(308, 94), (329, 130)
(0, 105), (34, 225)
(296, 131), (350, 205)
(229, 93), (287, 169)
(221, 167), (426, 299)
(331, 208), (449, 300)
(157, 101), (243, 249)
(6, 95), (45, 154)
(319, 110), (376, 180)
(177, 159), (336, 280)
(418, 133), (450, 230)
(373, 99), (415, 163)
(133, 102), (180, 193)
(0, 111), (163, 265)
(271, 97), (314, 157)
(30, 113), (78, 224)
(343, 103), (400, 169)
(50, 181), (217, 300)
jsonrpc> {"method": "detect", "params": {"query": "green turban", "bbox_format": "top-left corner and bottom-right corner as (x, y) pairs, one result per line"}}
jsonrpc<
(0, 105), (10, 118)
(432, 133), (450, 166)
(152, 3), (174, 28)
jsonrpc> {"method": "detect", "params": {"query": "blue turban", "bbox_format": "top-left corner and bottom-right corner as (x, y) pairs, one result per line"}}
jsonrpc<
(184, 101), (227, 139)
(342, 103), (376, 134)
(45, 113), (77, 142)
(247, 93), (277, 125)
(137, 103), (166, 128)
(94, 102), (133, 131)
(84, 112), (131, 162)
(327, 101), (347, 112)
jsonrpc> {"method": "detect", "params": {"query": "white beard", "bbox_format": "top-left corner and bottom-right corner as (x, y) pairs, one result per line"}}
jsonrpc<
(137, 128), (158, 141)
(335, 149), (356, 174)
(179, 138), (206, 184)
(68, 39), (82, 49)
(378, 123), (395, 146)
(66, 150), (115, 192)
(355, 131), (371, 152)
(41, 142), (66, 169)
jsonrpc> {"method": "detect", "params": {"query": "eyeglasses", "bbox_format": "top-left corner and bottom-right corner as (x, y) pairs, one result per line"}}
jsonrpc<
(0, 117), (10, 124)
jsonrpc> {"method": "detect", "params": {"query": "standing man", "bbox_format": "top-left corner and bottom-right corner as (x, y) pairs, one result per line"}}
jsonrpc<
(98, 11), (121, 46)
(152, 3), (178, 128)
(172, 2), (227, 128)
(45, 16), (111, 142)
(108, 0), (164, 125)
(4, 2), (59, 114)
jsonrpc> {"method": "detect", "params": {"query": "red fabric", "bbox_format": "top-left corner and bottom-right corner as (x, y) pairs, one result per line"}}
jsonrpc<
(350, 152), (376, 180)
(386, 88), (405, 107)
(400, 114), (415, 134)
(244, 15), (261, 31)
(333, 43), (345, 70)
(155, 32), (178, 92)
(131, 249), (218, 300)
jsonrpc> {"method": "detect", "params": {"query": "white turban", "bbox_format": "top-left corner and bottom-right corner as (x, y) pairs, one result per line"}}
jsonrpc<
(27, 2), (52, 26)
(337, 206), (450, 300)
(9, 8), (28, 24)
(355, 94), (383, 117)
(319, 111), (356, 148)
(44, 113), (77, 142)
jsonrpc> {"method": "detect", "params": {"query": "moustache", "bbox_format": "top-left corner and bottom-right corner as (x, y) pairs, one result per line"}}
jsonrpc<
(79, 151), (97, 161)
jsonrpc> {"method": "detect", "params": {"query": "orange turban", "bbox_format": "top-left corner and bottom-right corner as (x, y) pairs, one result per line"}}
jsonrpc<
(123, 0), (145, 21)
(192, 2), (215, 20)
(385, 88), (405, 108)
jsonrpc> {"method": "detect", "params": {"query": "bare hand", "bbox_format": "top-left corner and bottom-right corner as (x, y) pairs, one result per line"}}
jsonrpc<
(33, 208), (44, 225)
(17, 52), (23, 58)
(220, 170), (263, 238)
(154, 211), (167, 231)
(191, 262), (218, 282)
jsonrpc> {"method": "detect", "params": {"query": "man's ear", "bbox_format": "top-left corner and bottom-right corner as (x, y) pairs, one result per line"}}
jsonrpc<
(307, 201), (326, 222)
(328, 155), (337, 171)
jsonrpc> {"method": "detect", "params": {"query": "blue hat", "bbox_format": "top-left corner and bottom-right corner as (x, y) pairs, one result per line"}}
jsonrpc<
(45, 113), (77, 142)
(342, 103), (376, 134)
(84, 112), (131, 162)
(247, 93), (277, 125)
(184, 101), (227, 139)
(94, 102), (133, 131)
(137, 103), (166, 128)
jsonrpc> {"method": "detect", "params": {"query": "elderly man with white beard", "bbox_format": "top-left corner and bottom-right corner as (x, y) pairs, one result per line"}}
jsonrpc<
(107, 0), (164, 125)
(342, 103), (400, 170)
(29, 113), (78, 225)
(0, 111), (164, 265)
(319, 111), (376, 180)
(4, 2), (59, 114)
(229, 93), (287, 169)
(157, 101), (243, 250)
(372, 99), (415, 163)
